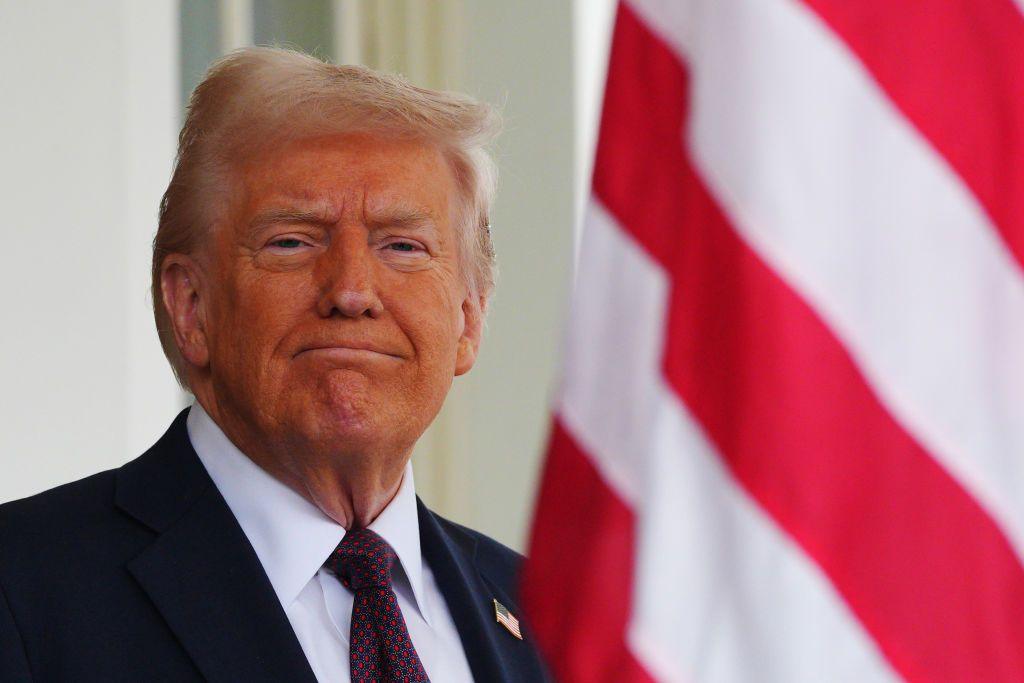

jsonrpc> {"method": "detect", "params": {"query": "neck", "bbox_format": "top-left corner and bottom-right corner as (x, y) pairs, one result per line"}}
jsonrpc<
(191, 388), (408, 529)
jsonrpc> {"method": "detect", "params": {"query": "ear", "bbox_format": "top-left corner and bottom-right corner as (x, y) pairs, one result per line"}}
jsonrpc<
(160, 254), (211, 370)
(454, 293), (486, 376)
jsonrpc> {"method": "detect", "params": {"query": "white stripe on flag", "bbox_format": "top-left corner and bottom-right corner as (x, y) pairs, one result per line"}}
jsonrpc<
(630, 386), (899, 683)
(558, 200), (669, 507)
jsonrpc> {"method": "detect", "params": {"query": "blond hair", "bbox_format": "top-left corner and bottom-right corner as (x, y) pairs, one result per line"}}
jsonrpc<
(152, 47), (500, 388)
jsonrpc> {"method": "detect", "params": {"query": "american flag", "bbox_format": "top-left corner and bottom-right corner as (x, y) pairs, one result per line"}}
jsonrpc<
(524, 0), (1024, 681)
(493, 599), (523, 640)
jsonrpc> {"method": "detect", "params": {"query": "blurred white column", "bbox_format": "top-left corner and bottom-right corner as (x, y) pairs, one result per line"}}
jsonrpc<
(332, 0), (364, 65)
(219, 0), (254, 51)
(0, 1), (182, 502)
(573, 0), (617, 249)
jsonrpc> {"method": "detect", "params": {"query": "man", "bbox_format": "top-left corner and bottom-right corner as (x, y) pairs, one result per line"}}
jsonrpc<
(0, 48), (550, 682)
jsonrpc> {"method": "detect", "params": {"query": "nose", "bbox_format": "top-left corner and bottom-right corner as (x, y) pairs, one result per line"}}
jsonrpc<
(315, 232), (384, 319)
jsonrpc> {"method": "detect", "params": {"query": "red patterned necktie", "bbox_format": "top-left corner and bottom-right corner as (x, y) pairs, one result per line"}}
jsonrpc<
(324, 527), (430, 683)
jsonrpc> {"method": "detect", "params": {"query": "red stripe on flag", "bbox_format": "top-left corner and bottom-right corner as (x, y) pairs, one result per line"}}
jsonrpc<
(593, 3), (1024, 681)
(523, 418), (656, 683)
(800, 0), (1024, 274)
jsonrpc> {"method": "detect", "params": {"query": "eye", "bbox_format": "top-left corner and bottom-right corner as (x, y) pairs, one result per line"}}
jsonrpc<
(383, 240), (425, 254)
(269, 238), (305, 249)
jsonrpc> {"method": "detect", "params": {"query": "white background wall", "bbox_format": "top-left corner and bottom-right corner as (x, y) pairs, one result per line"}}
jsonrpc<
(0, 0), (616, 552)
(0, 1), (183, 502)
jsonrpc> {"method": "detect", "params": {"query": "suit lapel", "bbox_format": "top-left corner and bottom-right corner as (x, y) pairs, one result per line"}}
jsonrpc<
(417, 499), (523, 683)
(115, 410), (317, 683)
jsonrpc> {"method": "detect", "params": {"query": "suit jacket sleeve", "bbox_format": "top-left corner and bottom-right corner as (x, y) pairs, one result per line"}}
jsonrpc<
(0, 579), (32, 682)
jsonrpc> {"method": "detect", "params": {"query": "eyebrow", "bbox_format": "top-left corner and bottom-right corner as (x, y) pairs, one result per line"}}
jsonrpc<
(247, 207), (338, 235)
(367, 207), (438, 232)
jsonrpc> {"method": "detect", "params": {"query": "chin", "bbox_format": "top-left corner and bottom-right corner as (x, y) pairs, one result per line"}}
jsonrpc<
(277, 370), (420, 459)
(297, 372), (379, 439)
(277, 404), (376, 463)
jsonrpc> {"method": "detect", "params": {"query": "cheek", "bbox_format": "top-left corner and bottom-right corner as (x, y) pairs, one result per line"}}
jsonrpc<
(216, 273), (313, 372)
(391, 287), (463, 362)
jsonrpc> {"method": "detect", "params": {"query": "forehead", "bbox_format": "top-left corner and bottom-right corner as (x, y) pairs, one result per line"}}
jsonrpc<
(233, 132), (457, 223)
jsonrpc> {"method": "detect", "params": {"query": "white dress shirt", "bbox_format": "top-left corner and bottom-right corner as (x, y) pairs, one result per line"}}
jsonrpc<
(186, 403), (475, 683)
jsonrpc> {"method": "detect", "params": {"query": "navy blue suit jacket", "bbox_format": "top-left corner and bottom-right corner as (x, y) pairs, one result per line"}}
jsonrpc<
(0, 411), (550, 682)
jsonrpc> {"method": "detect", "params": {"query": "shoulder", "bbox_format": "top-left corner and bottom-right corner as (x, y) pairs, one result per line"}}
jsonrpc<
(0, 465), (153, 590)
(0, 467), (120, 548)
(0, 409), (195, 571)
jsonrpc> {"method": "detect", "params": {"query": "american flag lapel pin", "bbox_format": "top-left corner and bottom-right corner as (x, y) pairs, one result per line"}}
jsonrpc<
(492, 599), (524, 640)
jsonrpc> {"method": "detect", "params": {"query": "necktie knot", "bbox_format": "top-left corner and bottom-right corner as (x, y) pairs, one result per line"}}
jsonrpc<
(325, 527), (396, 591)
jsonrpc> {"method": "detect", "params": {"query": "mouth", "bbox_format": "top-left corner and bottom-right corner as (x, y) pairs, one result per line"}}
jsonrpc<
(294, 344), (404, 362)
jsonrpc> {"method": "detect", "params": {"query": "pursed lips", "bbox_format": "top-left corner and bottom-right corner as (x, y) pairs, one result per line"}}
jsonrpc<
(294, 342), (404, 361)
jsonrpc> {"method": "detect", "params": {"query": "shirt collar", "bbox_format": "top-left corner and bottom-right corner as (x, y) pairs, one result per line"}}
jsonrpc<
(186, 402), (429, 622)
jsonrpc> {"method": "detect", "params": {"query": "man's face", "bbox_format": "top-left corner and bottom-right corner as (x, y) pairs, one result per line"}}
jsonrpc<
(194, 133), (481, 467)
